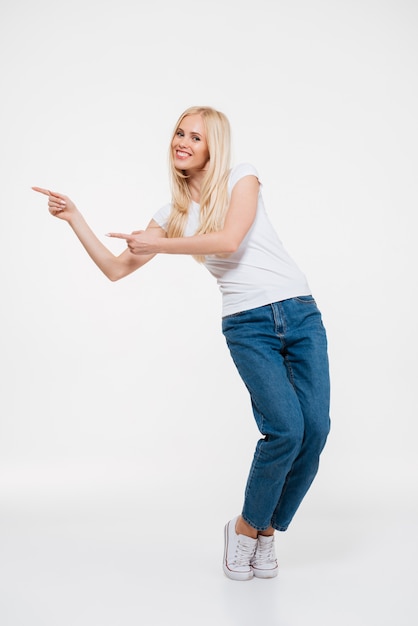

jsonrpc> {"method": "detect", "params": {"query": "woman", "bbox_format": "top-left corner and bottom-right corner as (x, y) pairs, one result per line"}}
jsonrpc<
(33, 105), (330, 581)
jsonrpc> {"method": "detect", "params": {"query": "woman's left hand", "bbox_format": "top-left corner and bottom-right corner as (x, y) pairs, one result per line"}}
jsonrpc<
(106, 230), (162, 255)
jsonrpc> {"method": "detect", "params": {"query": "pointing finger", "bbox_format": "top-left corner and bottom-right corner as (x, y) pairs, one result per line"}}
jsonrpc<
(32, 186), (50, 196)
(32, 186), (66, 199)
(105, 233), (132, 240)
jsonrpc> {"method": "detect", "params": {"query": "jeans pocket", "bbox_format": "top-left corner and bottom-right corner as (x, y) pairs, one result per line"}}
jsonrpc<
(294, 295), (316, 304)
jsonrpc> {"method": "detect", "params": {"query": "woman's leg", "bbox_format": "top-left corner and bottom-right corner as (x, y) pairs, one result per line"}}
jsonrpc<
(270, 298), (331, 530)
(223, 302), (306, 531)
(222, 297), (330, 532)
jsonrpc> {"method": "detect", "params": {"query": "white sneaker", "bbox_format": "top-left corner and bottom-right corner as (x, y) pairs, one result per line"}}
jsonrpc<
(223, 517), (257, 581)
(251, 534), (279, 578)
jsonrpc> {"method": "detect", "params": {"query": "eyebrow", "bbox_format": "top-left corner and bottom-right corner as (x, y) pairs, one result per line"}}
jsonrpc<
(177, 127), (202, 136)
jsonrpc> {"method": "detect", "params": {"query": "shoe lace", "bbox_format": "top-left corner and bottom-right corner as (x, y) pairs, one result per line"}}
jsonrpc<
(234, 537), (257, 566)
(253, 538), (275, 564)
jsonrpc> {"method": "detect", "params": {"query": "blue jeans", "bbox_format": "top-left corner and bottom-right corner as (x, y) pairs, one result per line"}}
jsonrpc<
(222, 296), (330, 531)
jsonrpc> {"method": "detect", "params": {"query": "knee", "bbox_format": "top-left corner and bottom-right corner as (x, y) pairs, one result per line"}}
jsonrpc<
(265, 423), (305, 455)
(306, 414), (330, 450)
(288, 426), (306, 452)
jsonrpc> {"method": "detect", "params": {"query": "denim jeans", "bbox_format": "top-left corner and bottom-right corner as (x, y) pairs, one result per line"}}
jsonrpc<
(222, 296), (330, 531)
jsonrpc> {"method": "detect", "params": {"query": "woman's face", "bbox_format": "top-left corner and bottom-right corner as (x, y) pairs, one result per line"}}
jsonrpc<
(171, 114), (210, 173)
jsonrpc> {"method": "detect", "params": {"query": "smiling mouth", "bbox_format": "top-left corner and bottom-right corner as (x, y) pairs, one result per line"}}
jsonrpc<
(176, 150), (191, 158)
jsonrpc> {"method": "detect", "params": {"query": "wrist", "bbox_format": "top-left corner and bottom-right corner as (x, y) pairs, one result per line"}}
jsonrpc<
(157, 237), (169, 254)
(68, 209), (83, 228)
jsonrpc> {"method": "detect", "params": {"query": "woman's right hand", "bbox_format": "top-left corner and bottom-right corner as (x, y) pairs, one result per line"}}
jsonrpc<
(32, 187), (79, 223)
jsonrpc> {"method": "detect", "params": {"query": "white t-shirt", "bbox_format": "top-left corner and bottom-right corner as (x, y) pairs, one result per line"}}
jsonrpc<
(152, 163), (311, 316)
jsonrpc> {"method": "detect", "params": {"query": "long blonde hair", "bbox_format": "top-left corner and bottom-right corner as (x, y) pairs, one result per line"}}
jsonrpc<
(166, 106), (231, 261)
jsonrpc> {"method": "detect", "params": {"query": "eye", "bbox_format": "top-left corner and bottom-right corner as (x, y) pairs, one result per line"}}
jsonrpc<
(176, 130), (184, 137)
(192, 135), (201, 142)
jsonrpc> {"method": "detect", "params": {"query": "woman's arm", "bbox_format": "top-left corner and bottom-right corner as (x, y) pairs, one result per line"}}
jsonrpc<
(107, 175), (259, 256)
(32, 187), (165, 281)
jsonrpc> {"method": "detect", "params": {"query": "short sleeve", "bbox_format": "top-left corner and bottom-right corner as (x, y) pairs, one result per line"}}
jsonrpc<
(228, 163), (261, 194)
(152, 203), (171, 232)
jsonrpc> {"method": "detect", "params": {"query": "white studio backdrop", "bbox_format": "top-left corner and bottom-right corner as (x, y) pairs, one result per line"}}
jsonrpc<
(0, 0), (417, 521)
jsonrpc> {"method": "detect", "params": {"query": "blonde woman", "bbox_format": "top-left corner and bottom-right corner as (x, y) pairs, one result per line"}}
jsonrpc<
(33, 106), (330, 581)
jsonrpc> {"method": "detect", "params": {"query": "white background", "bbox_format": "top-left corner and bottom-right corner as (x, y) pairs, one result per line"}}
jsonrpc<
(0, 1), (417, 624)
